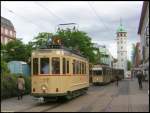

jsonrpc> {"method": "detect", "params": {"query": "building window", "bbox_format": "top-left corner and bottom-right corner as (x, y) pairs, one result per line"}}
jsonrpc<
(121, 46), (123, 49)
(10, 30), (13, 37)
(5, 29), (8, 35)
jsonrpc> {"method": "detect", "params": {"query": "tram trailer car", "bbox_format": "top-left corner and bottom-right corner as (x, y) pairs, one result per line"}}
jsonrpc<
(31, 48), (89, 101)
(91, 65), (112, 85)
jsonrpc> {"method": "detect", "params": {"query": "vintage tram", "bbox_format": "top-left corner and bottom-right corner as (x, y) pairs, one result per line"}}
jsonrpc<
(91, 64), (124, 85)
(31, 37), (89, 101)
(91, 64), (112, 85)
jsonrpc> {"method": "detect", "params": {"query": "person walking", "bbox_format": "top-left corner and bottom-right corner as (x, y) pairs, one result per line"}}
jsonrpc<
(17, 75), (25, 100)
(136, 70), (143, 89)
(115, 75), (119, 87)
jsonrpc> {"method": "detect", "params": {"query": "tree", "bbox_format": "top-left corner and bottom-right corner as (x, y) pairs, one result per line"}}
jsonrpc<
(127, 60), (132, 71)
(55, 29), (99, 63)
(31, 32), (53, 48)
(4, 39), (27, 62)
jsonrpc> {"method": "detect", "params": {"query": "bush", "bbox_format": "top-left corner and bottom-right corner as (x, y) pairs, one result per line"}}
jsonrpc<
(1, 73), (31, 100)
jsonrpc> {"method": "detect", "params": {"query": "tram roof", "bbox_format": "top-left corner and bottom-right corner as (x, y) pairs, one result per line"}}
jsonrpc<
(32, 47), (88, 61)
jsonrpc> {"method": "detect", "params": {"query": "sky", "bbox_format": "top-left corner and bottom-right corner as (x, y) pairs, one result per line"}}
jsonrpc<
(1, 1), (143, 60)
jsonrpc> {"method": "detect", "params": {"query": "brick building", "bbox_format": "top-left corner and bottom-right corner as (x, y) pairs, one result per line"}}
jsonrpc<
(1, 16), (16, 44)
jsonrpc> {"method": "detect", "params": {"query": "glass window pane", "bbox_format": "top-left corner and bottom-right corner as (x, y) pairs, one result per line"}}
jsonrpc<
(33, 58), (38, 75)
(40, 58), (49, 74)
(84, 63), (86, 74)
(52, 57), (60, 74)
(80, 62), (82, 74)
(67, 60), (69, 74)
(73, 60), (75, 74)
(82, 62), (84, 74)
(63, 58), (66, 74)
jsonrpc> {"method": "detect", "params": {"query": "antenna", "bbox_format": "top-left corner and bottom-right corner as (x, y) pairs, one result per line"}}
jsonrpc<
(120, 18), (122, 26)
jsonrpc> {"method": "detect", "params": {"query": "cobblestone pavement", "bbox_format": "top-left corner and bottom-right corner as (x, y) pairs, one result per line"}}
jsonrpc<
(1, 78), (149, 112)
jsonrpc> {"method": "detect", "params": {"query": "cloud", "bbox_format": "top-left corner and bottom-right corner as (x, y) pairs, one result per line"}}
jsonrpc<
(1, 1), (143, 59)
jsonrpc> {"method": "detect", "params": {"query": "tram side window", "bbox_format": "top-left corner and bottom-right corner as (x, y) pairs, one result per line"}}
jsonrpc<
(67, 60), (69, 74)
(82, 62), (84, 74)
(75, 61), (80, 74)
(63, 58), (66, 74)
(73, 60), (75, 74)
(40, 58), (49, 74)
(80, 62), (82, 74)
(52, 57), (60, 74)
(84, 63), (86, 75)
(33, 58), (38, 75)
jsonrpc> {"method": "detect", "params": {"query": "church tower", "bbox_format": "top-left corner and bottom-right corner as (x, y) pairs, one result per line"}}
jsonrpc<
(116, 21), (128, 77)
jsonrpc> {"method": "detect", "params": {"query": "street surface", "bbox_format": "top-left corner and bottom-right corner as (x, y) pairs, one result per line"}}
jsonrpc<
(1, 78), (149, 112)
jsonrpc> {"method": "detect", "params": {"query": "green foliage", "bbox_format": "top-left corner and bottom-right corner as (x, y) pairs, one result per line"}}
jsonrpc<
(127, 60), (132, 70)
(31, 32), (53, 48)
(55, 29), (99, 63)
(1, 73), (31, 100)
(1, 39), (33, 63)
(1, 59), (9, 74)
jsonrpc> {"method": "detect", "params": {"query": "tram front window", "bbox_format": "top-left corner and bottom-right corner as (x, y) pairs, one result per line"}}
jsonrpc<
(40, 58), (49, 74)
(52, 57), (60, 74)
(93, 70), (102, 76)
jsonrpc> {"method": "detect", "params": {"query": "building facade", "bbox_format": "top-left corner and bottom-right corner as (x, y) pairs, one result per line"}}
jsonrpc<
(116, 22), (128, 77)
(93, 43), (113, 67)
(1, 16), (16, 44)
(138, 1), (149, 80)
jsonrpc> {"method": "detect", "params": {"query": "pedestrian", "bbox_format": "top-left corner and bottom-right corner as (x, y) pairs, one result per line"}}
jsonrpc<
(136, 70), (143, 89)
(115, 75), (119, 87)
(17, 75), (25, 100)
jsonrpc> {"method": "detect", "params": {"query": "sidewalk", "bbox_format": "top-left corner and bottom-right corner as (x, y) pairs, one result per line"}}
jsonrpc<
(128, 79), (149, 112)
(109, 79), (149, 112)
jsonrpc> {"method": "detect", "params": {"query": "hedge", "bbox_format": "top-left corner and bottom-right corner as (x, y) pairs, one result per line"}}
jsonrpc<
(1, 73), (31, 100)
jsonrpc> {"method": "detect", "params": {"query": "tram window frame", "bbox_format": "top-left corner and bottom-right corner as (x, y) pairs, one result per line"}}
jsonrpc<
(52, 57), (60, 74)
(63, 58), (66, 74)
(33, 58), (38, 75)
(40, 58), (49, 75)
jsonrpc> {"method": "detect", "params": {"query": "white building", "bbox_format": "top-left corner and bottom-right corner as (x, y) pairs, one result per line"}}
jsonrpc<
(116, 22), (128, 77)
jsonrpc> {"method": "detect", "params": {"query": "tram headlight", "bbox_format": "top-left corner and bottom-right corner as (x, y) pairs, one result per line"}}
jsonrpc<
(42, 86), (46, 90)
(41, 85), (47, 91)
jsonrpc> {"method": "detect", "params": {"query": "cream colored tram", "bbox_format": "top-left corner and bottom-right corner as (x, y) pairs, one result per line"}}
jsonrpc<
(31, 47), (89, 101)
(92, 65), (112, 85)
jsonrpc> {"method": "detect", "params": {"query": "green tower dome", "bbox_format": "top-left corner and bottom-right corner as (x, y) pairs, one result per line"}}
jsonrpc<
(117, 20), (126, 32)
(117, 24), (126, 32)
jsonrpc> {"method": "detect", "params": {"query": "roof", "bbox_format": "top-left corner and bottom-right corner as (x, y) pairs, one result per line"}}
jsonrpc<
(1, 16), (15, 30)
(8, 61), (27, 64)
(138, 1), (149, 34)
